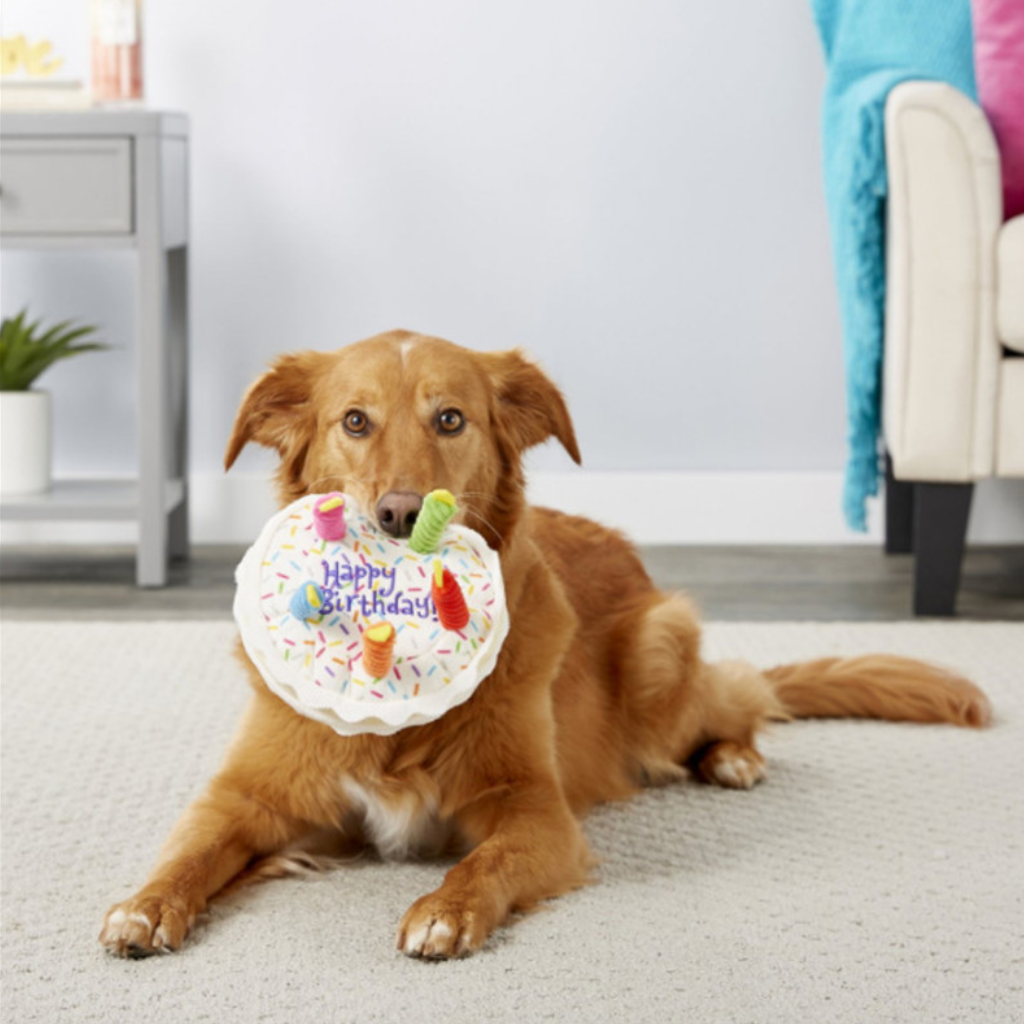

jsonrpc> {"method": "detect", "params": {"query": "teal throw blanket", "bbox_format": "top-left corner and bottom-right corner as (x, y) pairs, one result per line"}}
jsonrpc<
(811, 0), (975, 529)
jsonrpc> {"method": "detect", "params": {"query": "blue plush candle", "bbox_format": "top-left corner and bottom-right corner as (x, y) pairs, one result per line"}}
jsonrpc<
(290, 581), (326, 620)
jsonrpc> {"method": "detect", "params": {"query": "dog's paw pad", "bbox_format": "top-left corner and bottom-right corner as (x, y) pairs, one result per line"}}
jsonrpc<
(99, 896), (191, 958)
(698, 742), (767, 790)
(397, 895), (484, 959)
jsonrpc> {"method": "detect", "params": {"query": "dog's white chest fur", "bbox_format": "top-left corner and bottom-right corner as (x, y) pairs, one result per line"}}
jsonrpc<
(340, 778), (446, 860)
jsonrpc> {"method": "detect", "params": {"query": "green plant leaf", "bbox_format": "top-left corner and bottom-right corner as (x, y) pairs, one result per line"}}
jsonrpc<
(34, 319), (77, 347)
(0, 309), (107, 390)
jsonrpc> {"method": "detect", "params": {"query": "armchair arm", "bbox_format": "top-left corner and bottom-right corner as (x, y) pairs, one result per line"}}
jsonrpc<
(883, 81), (1003, 482)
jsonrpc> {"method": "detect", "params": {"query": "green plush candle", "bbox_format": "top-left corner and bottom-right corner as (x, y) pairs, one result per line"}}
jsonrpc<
(409, 489), (457, 554)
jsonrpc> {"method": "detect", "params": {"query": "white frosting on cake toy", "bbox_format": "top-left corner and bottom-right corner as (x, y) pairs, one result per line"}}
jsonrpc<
(234, 492), (509, 736)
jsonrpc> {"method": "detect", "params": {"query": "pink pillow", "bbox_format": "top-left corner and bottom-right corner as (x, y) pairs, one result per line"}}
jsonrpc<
(973, 0), (1024, 219)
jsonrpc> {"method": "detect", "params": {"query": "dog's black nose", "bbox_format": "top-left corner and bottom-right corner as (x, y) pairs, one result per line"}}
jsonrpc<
(376, 491), (423, 538)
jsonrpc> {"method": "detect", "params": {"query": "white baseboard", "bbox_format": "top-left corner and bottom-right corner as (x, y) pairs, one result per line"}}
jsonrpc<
(3, 471), (1023, 546)
(526, 471), (885, 544)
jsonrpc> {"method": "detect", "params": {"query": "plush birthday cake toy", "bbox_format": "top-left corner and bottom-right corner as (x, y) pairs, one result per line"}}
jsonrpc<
(234, 490), (509, 737)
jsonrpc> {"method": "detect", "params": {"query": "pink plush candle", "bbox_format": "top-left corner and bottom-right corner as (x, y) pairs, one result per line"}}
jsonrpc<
(313, 493), (347, 541)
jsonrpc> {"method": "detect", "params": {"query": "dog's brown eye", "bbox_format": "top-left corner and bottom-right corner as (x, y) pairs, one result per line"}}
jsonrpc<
(343, 410), (370, 437)
(436, 409), (465, 436)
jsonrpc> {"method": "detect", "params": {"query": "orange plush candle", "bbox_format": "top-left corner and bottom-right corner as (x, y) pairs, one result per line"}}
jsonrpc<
(362, 622), (396, 678)
(431, 559), (470, 631)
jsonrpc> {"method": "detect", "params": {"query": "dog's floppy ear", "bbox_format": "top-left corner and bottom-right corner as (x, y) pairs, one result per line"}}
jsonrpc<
(484, 349), (582, 464)
(224, 351), (324, 472)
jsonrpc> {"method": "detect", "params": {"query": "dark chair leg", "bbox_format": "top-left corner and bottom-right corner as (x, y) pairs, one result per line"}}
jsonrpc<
(884, 453), (915, 554)
(912, 481), (973, 616)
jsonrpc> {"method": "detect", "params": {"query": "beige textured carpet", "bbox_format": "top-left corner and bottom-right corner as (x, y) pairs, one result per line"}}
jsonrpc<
(2, 621), (1022, 1024)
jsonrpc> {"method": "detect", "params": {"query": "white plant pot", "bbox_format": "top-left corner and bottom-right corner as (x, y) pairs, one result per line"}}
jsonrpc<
(0, 389), (52, 496)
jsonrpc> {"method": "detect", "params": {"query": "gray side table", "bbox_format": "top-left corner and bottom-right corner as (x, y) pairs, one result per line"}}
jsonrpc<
(0, 110), (190, 587)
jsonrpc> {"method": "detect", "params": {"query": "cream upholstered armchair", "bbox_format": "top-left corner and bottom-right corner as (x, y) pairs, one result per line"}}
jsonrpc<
(883, 81), (1024, 615)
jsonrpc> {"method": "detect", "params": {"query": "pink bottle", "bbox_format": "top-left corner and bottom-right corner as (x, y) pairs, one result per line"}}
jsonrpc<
(91, 0), (144, 104)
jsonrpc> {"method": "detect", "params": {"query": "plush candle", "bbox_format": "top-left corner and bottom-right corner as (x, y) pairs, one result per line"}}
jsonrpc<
(362, 622), (396, 678)
(409, 489), (457, 554)
(313, 493), (347, 541)
(431, 559), (470, 631)
(290, 581), (325, 620)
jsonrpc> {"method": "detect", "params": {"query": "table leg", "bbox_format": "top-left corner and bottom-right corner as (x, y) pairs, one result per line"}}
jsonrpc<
(135, 134), (169, 588)
(168, 244), (190, 562)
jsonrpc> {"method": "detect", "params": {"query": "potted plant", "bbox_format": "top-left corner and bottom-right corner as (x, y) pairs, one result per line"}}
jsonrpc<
(0, 310), (107, 496)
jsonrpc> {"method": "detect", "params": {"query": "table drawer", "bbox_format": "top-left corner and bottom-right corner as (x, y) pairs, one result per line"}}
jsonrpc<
(1, 138), (132, 235)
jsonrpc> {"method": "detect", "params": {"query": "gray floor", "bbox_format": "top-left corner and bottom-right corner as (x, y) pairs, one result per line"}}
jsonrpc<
(1, 544), (1022, 621)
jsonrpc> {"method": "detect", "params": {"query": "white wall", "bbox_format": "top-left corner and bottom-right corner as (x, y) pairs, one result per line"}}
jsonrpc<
(3, 0), (1022, 544)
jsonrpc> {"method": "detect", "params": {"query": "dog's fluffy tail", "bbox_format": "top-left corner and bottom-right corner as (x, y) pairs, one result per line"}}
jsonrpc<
(764, 655), (991, 728)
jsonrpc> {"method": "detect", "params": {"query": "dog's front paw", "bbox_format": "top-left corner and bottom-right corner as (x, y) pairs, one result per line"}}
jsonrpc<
(99, 893), (193, 958)
(697, 741), (767, 790)
(397, 892), (488, 959)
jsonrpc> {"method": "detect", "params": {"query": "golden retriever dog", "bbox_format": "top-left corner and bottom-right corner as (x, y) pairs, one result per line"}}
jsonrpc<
(100, 329), (990, 960)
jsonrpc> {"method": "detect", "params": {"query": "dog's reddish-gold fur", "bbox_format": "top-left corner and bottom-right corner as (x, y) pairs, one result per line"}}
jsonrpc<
(100, 330), (991, 960)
